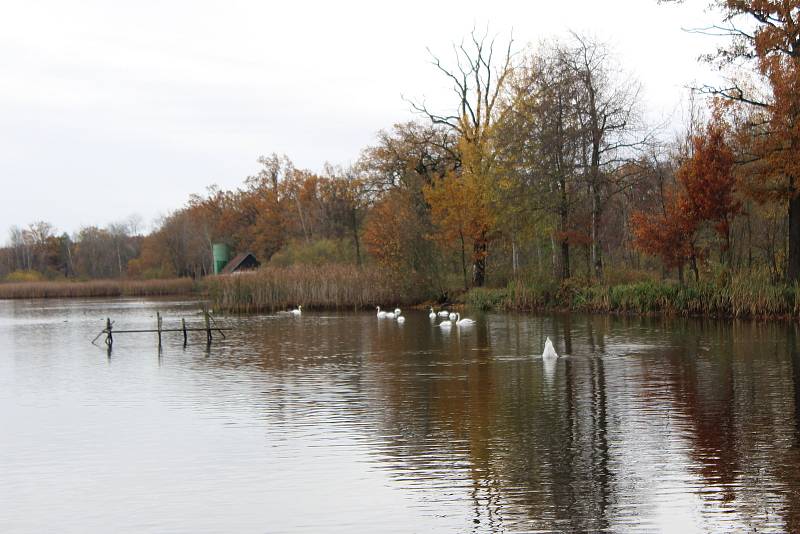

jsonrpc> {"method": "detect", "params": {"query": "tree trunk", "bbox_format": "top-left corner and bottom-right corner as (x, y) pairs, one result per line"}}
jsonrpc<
(294, 196), (310, 243)
(511, 237), (519, 276)
(747, 208), (753, 271)
(459, 231), (468, 290)
(560, 239), (571, 280)
(591, 185), (603, 279)
(351, 208), (361, 267)
(789, 183), (800, 282)
(473, 233), (487, 287)
(558, 174), (571, 280)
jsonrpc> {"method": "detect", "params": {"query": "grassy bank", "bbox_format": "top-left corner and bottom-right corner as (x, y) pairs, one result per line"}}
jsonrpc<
(465, 274), (800, 319)
(5, 267), (794, 321)
(205, 265), (415, 313)
(0, 278), (197, 299)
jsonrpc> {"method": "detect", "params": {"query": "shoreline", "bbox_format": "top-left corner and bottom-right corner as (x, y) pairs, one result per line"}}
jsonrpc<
(0, 278), (197, 300)
(3, 275), (798, 322)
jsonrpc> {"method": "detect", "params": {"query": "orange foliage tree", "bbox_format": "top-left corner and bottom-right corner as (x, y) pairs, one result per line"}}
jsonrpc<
(681, 0), (800, 280)
(678, 116), (740, 256)
(632, 116), (739, 279)
(631, 189), (696, 281)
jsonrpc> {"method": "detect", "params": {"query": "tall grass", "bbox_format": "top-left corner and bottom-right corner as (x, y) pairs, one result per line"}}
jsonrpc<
(0, 278), (196, 299)
(465, 270), (800, 319)
(205, 265), (413, 313)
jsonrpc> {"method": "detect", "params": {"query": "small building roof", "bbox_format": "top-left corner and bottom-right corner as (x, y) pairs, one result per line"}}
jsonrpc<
(220, 252), (260, 274)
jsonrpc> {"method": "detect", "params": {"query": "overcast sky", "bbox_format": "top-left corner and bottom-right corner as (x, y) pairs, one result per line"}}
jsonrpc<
(0, 0), (724, 239)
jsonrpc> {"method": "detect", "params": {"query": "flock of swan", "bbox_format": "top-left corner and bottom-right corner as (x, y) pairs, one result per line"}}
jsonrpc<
(376, 306), (406, 324)
(426, 306), (476, 328)
(285, 304), (559, 359)
(374, 305), (476, 328)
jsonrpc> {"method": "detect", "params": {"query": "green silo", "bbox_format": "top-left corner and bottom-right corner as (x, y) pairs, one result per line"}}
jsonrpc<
(212, 243), (230, 274)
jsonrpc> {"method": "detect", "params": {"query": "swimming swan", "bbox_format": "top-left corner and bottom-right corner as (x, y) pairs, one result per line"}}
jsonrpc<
(449, 312), (457, 320)
(397, 315), (405, 324)
(290, 305), (302, 316)
(385, 311), (396, 319)
(394, 308), (401, 316)
(455, 313), (475, 327)
(438, 310), (450, 318)
(542, 337), (558, 359)
(429, 307), (437, 319)
(376, 306), (387, 318)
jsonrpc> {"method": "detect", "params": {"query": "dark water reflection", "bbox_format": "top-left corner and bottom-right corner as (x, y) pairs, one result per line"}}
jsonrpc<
(2, 299), (800, 532)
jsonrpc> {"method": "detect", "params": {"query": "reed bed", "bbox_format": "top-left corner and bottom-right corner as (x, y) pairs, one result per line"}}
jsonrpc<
(0, 278), (196, 299)
(205, 265), (410, 313)
(466, 273), (800, 319)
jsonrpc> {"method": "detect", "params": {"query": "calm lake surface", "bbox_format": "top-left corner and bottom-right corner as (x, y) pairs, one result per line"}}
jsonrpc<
(3, 298), (800, 533)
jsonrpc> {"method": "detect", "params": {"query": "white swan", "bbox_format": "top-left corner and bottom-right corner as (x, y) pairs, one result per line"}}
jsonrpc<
(429, 307), (437, 319)
(438, 310), (450, 317)
(394, 308), (401, 316)
(290, 305), (302, 316)
(385, 311), (396, 319)
(542, 337), (558, 359)
(376, 306), (387, 318)
(455, 313), (475, 327)
(438, 319), (453, 329)
(397, 315), (405, 324)
(449, 312), (457, 320)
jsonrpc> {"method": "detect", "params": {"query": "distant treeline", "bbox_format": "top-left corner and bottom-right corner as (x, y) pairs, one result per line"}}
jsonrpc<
(3, 4), (800, 308)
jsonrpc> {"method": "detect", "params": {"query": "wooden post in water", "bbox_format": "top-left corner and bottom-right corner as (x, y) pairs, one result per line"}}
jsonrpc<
(156, 312), (163, 348)
(181, 317), (187, 346)
(105, 317), (113, 347)
(204, 309), (212, 344)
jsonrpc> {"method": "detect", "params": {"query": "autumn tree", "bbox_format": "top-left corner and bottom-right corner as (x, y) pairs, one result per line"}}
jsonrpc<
(632, 113), (740, 280)
(678, 114), (740, 261)
(631, 189), (696, 283)
(565, 33), (647, 279)
(412, 29), (515, 287)
(359, 122), (457, 292)
(500, 41), (585, 279)
(665, 0), (800, 280)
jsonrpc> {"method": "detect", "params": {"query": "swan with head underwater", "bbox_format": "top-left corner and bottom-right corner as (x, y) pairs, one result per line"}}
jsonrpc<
(541, 337), (558, 359)
(437, 310), (450, 318)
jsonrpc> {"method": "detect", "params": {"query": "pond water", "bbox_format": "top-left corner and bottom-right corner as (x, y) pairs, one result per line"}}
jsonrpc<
(2, 298), (800, 532)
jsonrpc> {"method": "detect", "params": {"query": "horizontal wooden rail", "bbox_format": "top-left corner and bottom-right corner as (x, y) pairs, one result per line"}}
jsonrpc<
(92, 308), (232, 350)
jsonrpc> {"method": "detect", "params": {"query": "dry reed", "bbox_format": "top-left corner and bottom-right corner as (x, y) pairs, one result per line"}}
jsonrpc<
(0, 278), (196, 299)
(205, 265), (408, 313)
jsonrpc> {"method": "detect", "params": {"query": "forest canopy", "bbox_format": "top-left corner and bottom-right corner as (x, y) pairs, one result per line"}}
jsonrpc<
(4, 3), (800, 298)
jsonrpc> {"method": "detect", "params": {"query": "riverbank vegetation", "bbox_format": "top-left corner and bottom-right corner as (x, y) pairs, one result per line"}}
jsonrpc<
(0, 278), (196, 300)
(3, 2), (800, 319)
(205, 266), (413, 313)
(464, 269), (800, 319)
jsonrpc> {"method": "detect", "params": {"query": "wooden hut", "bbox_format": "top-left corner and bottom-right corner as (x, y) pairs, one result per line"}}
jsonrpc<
(220, 252), (260, 274)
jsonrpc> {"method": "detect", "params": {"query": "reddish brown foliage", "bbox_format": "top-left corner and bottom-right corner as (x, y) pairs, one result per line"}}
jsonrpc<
(678, 117), (740, 246)
(632, 116), (739, 269)
(631, 189), (695, 270)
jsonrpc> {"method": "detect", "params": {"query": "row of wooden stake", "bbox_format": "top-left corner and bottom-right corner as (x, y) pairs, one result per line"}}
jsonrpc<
(92, 308), (232, 348)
